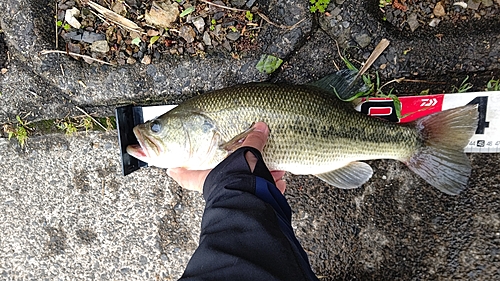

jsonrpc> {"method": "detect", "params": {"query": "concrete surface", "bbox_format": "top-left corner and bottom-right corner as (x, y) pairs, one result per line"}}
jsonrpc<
(0, 0), (499, 280)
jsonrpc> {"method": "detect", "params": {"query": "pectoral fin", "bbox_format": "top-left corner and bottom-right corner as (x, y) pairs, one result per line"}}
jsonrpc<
(220, 124), (255, 152)
(315, 162), (373, 189)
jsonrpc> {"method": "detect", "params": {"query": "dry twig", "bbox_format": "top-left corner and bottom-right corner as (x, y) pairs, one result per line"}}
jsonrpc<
(75, 106), (109, 132)
(356, 38), (390, 78)
(39, 50), (116, 66)
(55, 1), (58, 48)
(199, 0), (247, 12)
(86, 0), (143, 33)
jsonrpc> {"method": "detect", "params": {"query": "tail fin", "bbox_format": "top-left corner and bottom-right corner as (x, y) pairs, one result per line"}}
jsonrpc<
(406, 105), (478, 195)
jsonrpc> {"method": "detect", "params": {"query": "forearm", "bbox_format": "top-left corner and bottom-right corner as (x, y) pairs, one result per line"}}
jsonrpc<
(179, 147), (318, 281)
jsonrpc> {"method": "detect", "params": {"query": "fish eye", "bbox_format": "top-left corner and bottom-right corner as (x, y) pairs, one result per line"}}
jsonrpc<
(150, 121), (162, 133)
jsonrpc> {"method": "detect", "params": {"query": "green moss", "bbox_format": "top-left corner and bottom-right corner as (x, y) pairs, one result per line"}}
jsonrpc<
(310, 0), (330, 13)
(2, 116), (119, 146)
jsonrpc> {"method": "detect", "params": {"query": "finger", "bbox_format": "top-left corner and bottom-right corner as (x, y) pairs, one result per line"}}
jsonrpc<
(275, 179), (286, 194)
(243, 122), (270, 171)
(271, 170), (286, 181)
(242, 122), (269, 151)
(271, 170), (287, 194)
(167, 168), (211, 193)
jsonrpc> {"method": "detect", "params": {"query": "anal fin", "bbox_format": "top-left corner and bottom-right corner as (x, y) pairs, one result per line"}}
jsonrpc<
(315, 162), (373, 189)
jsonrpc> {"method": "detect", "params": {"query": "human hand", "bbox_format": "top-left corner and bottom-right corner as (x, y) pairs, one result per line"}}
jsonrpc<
(167, 122), (286, 194)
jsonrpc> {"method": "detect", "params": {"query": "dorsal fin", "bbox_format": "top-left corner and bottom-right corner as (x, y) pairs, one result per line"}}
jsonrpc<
(308, 69), (367, 101)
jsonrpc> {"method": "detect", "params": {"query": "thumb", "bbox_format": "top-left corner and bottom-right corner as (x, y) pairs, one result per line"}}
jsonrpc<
(167, 168), (211, 193)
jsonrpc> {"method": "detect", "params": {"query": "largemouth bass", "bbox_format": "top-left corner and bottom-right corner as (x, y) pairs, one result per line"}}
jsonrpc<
(127, 74), (478, 195)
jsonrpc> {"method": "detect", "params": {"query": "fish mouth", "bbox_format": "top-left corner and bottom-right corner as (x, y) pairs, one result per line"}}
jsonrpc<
(128, 126), (163, 159)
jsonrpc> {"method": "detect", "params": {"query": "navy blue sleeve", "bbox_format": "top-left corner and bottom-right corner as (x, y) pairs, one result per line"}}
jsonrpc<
(179, 147), (318, 281)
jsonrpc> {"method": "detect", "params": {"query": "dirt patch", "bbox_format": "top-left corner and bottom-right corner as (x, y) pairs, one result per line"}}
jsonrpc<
(76, 227), (98, 245)
(44, 226), (68, 256)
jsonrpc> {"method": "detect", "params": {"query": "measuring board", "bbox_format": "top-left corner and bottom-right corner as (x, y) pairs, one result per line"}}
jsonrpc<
(116, 91), (499, 175)
(354, 91), (499, 153)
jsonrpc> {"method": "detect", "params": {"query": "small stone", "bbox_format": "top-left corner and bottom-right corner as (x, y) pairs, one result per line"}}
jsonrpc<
(429, 18), (441, 27)
(203, 31), (212, 45)
(65, 7), (81, 29)
(111, 1), (126, 16)
(222, 21), (236, 28)
(213, 12), (224, 20)
(379, 63), (387, 70)
(67, 42), (81, 54)
(230, 0), (246, 8)
(407, 13), (420, 32)
(386, 11), (394, 22)
(179, 25), (196, 43)
(83, 56), (95, 65)
(246, 0), (257, 8)
(145, 1), (179, 29)
(214, 24), (222, 36)
(222, 40), (232, 52)
(1, 68), (7, 74)
(58, 10), (65, 22)
(336, 0), (346, 4)
(129, 31), (141, 39)
(354, 33), (372, 48)
(90, 40), (110, 53)
(467, 0), (480, 10)
(127, 57), (136, 64)
(226, 31), (240, 41)
(125, 46), (133, 56)
(192, 17), (205, 33)
(147, 29), (160, 37)
(141, 55), (151, 65)
(332, 7), (342, 16)
(64, 31), (106, 43)
(481, 0), (493, 6)
(433, 2), (446, 17)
